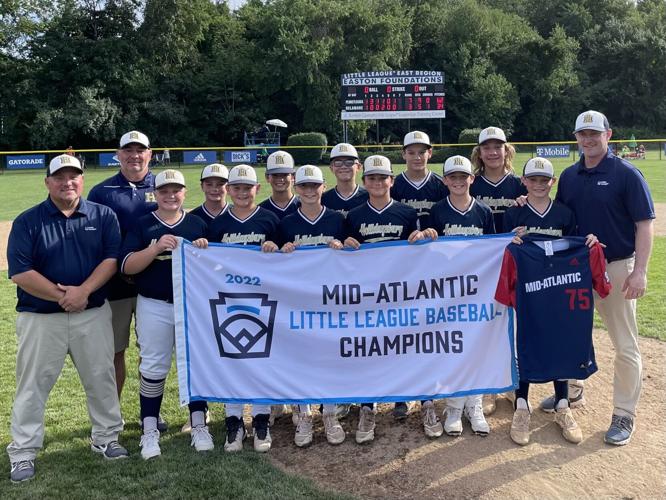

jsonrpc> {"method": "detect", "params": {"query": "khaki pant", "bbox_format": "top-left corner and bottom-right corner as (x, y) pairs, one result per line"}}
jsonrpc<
(110, 296), (137, 353)
(6, 302), (123, 462)
(594, 257), (642, 417)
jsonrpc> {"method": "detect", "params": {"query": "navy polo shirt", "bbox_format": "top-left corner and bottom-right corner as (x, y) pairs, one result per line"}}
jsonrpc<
(556, 149), (655, 261)
(8, 197), (121, 313)
(87, 170), (157, 300)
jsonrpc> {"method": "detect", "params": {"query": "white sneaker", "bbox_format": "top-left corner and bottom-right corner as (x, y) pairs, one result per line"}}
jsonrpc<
(294, 413), (313, 447)
(323, 414), (345, 445)
(182, 409), (211, 433)
(355, 406), (376, 444)
(555, 407), (583, 444)
(191, 424), (214, 452)
(224, 416), (246, 452)
(443, 406), (463, 436)
(140, 429), (161, 460)
(253, 414), (272, 453)
(510, 407), (531, 445)
(464, 401), (490, 436)
(422, 401), (443, 438)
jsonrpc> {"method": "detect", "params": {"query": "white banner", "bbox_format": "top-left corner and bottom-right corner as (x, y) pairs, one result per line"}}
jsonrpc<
(173, 236), (517, 405)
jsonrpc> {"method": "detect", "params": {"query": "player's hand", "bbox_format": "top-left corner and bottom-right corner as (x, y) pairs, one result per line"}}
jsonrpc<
(281, 242), (297, 253)
(621, 269), (647, 300)
(515, 195), (528, 207)
(343, 237), (360, 250)
(408, 229), (426, 243)
(511, 226), (526, 237)
(57, 283), (89, 312)
(328, 239), (343, 250)
(192, 238), (208, 249)
(511, 235), (524, 245)
(154, 234), (178, 252)
(262, 240), (278, 253)
(420, 228), (438, 241)
(584, 233), (606, 248)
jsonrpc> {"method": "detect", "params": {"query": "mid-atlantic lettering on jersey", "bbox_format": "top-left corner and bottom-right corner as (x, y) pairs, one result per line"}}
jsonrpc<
(503, 200), (576, 237)
(390, 171), (448, 226)
(208, 206), (279, 246)
(278, 207), (346, 247)
(258, 195), (300, 220)
(346, 200), (418, 243)
(120, 211), (207, 302)
(427, 197), (495, 236)
(189, 204), (229, 227)
(470, 174), (526, 232)
(321, 186), (368, 217)
(495, 235), (611, 382)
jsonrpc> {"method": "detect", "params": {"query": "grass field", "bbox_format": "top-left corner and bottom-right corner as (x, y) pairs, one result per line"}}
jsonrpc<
(0, 154), (664, 220)
(0, 155), (663, 496)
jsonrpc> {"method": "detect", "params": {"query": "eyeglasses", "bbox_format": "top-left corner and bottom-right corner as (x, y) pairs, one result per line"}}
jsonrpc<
(332, 159), (356, 167)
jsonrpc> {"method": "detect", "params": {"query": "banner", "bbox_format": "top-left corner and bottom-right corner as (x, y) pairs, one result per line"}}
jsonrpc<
(223, 150), (258, 163)
(536, 145), (570, 158)
(184, 150), (216, 164)
(6, 154), (46, 170)
(98, 152), (120, 167)
(173, 235), (517, 405)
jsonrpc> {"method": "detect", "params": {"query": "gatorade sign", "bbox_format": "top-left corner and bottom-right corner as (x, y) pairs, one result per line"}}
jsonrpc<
(184, 151), (216, 164)
(224, 150), (258, 163)
(6, 154), (46, 170)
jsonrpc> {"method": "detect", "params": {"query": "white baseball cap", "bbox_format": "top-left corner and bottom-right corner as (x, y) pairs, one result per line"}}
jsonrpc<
(266, 150), (295, 174)
(48, 154), (83, 176)
(228, 165), (259, 185)
(403, 131), (431, 148)
(573, 110), (609, 134)
(201, 163), (229, 181)
(330, 143), (359, 159)
(478, 127), (507, 144)
(523, 157), (555, 178)
(443, 155), (473, 176)
(363, 155), (394, 176)
(295, 165), (324, 185)
(155, 169), (186, 188)
(119, 130), (150, 148)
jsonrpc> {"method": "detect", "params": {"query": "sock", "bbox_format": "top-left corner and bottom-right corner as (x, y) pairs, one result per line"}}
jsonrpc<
(191, 411), (205, 427)
(143, 416), (158, 432)
(554, 380), (569, 403)
(139, 375), (166, 424)
(516, 397), (529, 410)
(555, 399), (569, 410)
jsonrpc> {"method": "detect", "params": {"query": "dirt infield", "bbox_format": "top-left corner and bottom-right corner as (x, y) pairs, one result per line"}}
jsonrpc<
(267, 330), (666, 499)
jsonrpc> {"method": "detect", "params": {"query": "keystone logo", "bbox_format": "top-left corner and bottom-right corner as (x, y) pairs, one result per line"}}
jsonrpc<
(210, 292), (277, 359)
(193, 153), (207, 162)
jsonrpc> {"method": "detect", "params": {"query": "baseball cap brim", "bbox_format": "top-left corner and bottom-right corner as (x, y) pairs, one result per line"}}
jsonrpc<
(363, 169), (394, 176)
(266, 167), (295, 175)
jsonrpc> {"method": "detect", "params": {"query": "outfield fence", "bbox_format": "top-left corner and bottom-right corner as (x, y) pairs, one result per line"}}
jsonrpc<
(1, 139), (664, 172)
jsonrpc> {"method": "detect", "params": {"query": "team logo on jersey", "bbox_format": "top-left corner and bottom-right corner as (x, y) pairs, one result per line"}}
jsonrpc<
(209, 292), (277, 359)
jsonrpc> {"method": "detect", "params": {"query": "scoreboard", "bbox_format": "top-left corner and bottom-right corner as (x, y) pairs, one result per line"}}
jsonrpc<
(341, 71), (445, 120)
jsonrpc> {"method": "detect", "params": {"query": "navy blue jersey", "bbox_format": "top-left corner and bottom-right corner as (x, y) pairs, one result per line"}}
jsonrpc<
(258, 195), (300, 220)
(390, 171), (448, 226)
(321, 186), (369, 217)
(427, 197), (495, 236)
(495, 235), (611, 382)
(121, 212), (207, 302)
(87, 170), (157, 300)
(278, 207), (347, 247)
(503, 200), (576, 237)
(208, 206), (280, 246)
(470, 174), (526, 232)
(345, 200), (418, 243)
(189, 204), (229, 228)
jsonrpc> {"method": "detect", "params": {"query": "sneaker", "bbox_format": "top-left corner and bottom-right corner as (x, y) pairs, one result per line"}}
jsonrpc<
(555, 407), (583, 444)
(90, 440), (129, 459)
(604, 414), (634, 446)
(253, 414), (272, 452)
(482, 393), (497, 416)
(140, 429), (161, 460)
(443, 406), (463, 436)
(224, 416), (246, 452)
(10, 460), (35, 483)
(464, 401), (490, 436)
(291, 405), (300, 427)
(392, 401), (411, 420)
(355, 406), (376, 444)
(421, 401), (443, 438)
(510, 408), (531, 446)
(269, 404), (286, 426)
(540, 385), (586, 413)
(181, 409), (211, 433)
(335, 404), (352, 419)
(323, 414), (345, 445)
(294, 413), (313, 447)
(191, 425), (215, 452)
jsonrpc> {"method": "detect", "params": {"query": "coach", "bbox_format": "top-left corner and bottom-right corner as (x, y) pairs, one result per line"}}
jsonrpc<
(7, 155), (127, 483)
(87, 131), (157, 403)
(553, 110), (655, 446)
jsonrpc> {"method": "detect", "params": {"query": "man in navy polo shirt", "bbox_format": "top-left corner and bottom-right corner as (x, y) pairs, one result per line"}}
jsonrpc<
(7, 155), (128, 483)
(87, 131), (157, 404)
(542, 110), (655, 446)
